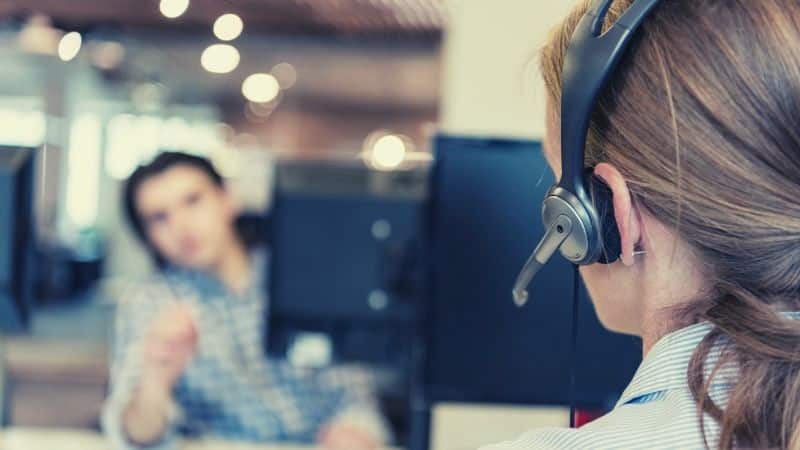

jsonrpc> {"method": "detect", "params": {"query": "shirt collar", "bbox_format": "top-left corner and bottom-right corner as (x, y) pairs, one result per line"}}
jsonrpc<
(616, 320), (712, 407)
(616, 311), (800, 408)
(162, 246), (268, 300)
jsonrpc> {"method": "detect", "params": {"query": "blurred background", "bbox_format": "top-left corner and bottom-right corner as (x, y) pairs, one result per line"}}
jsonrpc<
(1, 0), (444, 442)
(0, 1), (643, 449)
(4, 0), (445, 281)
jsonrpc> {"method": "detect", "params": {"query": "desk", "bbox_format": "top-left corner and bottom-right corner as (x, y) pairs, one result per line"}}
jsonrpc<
(3, 338), (108, 428)
(431, 404), (568, 449)
(1, 428), (402, 450)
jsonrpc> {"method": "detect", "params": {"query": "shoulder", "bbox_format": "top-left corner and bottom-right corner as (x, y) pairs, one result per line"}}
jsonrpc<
(480, 427), (594, 450)
(115, 273), (173, 304)
(111, 271), (192, 321)
(481, 391), (707, 450)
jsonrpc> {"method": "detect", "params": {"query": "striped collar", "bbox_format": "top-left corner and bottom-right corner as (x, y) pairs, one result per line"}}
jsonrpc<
(616, 320), (712, 407)
(616, 311), (800, 408)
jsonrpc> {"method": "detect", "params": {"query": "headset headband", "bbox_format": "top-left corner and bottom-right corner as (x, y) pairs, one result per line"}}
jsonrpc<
(559, 0), (662, 194)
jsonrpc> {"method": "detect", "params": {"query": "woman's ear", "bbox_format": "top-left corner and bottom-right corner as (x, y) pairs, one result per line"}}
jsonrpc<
(593, 162), (641, 266)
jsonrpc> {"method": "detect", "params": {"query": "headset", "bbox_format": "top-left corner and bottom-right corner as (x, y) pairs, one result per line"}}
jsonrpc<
(509, 0), (663, 426)
(512, 0), (663, 306)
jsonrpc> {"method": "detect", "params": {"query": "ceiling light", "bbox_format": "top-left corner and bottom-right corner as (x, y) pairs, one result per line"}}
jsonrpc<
(160, 0), (190, 19)
(213, 14), (244, 41)
(242, 73), (281, 103)
(57, 32), (82, 62)
(201, 44), (240, 74)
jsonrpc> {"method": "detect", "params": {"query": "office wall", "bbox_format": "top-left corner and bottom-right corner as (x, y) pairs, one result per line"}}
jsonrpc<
(440, 0), (575, 140)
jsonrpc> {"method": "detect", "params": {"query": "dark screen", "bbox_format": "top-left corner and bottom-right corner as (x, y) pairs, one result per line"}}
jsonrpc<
(425, 135), (641, 409)
(0, 146), (36, 332)
(266, 161), (426, 367)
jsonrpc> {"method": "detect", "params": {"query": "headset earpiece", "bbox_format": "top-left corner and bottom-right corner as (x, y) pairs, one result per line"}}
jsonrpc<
(587, 171), (621, 264)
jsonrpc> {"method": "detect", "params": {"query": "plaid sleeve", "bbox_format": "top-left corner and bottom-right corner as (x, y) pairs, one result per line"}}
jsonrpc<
(319, 364), (393, 446)
(101, 281), (181, 450)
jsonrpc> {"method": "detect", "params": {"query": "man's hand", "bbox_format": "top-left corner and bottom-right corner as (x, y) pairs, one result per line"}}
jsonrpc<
(142, 303), (198, 388)
(319, 424), (380, 450)
(123, 303), (198, 445)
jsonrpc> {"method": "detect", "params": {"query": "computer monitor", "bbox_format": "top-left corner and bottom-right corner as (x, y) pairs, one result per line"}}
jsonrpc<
(266, 157), (427, 367)
(0, 146), (37, 332)
(424, 135), (641, 409)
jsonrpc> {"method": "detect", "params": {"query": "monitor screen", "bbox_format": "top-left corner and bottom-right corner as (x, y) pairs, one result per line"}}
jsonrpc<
(0, 146), (36, 332)
(267, 159), (427, 366)
(424, 135), (641, 409)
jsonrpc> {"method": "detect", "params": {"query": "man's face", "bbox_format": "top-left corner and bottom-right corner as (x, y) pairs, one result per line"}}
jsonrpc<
(135, 165), (236, 270)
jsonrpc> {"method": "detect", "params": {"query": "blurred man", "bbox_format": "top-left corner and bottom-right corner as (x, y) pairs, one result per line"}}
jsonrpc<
(102, 152), (389, 450)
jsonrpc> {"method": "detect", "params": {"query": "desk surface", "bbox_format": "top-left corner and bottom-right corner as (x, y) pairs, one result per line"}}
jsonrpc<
(1, 427), (401, 450)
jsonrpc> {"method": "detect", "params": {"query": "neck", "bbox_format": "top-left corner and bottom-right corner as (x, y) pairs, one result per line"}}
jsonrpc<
(634, 234), (707, 357)
(640, 314), (668, 356)
(639, 291), (699, 356)
(211, 237), (251, 294)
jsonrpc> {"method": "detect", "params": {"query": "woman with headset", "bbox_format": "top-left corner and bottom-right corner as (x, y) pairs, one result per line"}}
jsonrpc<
(489, 0), (800, 449)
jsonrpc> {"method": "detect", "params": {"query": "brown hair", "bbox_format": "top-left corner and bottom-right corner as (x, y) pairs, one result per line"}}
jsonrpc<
(541, 1), (800, 448)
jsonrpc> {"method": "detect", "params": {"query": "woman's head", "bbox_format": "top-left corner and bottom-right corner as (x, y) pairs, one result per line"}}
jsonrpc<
(541, 0), (800, 447)
(124, 152), (240, 270)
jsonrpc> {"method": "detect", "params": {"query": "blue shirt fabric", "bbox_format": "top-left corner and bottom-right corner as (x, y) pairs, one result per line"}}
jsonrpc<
(102, 249), (389, 449)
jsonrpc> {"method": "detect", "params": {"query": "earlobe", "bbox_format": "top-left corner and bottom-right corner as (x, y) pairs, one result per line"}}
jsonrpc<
(593, 163), (641, 267)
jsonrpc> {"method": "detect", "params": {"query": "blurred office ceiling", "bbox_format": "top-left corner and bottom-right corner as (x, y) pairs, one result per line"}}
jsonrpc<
(1, 0), (448, 38)
(0, 0), (445, 112)
(0, 36), (441, 112)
